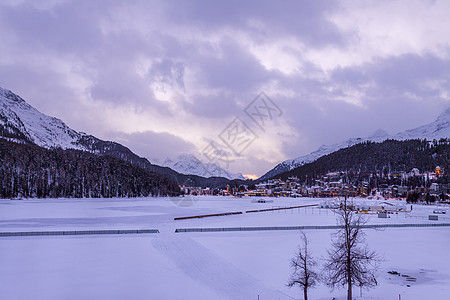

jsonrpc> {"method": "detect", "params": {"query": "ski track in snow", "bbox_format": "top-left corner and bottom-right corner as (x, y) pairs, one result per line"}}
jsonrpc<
(152, 235), (294, 300)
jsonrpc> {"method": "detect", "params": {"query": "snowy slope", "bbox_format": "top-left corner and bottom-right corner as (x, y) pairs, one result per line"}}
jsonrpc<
(260, 108), (450, 180)
(152, 236), (291, 299)
(158, 154), (245, 180)
(0, 87), (86, 150)
(392, 107), (450, 140)
(259, 129), (390, 180)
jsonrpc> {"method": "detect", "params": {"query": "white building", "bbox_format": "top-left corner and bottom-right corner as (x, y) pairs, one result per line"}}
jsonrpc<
(410, 168), (420, 176)
(430, 183), (439, 191)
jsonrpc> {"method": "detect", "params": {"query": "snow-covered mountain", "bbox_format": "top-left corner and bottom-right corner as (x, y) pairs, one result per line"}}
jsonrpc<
(0, 87), (86, 149)
(259, 108), (450, 181)
(392, 107), (450, 140)
(155, 154), (245, 180)
(259, 129), (390, 181)
(0, 87), (137, 158)
(0, 87), (244, 183)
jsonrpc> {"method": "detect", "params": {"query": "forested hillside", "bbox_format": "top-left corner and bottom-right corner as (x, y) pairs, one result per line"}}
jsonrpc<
(0, 87), (236, 192)
(76, 135), (235, 189)
(276, 139), (449, 184)
(0, 139), (181, 198)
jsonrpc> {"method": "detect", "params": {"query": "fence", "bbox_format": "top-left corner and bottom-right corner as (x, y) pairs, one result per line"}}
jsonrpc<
(246, 204), (318, 214)
(0, 229), (159, 237)
(174, 211), (243, 220)
(173, 204), (319, 221)
(2, 224), (448, 236)
(174, 223), (450, 233)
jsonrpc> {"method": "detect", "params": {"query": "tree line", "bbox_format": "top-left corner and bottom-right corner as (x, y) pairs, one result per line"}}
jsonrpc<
(278, 139), (449, 186)
(0, 139), (180, 198)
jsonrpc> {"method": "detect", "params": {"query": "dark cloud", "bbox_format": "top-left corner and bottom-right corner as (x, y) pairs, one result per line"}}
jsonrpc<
(0, 1), (104, 53)
(147, 58), (185, 92)
(0, 0), (449, 176)
(196, 40), (275, 91)
(371, 54), (450, 98)
(90, 66), (152, 103)
(329, 53), (450, 128)
(181, 92), (242, 119)
(332, 54), (450, 99)
(270, 53), (450, 162)
(164, 0), (344, 46)
(112, 130), (197, 161)
(0, 63), (87, 128)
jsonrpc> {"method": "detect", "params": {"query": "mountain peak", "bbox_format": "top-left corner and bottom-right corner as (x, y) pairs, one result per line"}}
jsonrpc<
(0, 87), (26, 104)
(162, 153), (245, 180)
(368, 128), (389, 139)
(176, 153), (198, 161)
(437, 107), (450, 122)
(0, 87), (82, 149)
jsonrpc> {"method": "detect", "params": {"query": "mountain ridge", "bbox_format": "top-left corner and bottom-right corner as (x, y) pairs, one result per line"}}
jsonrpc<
(276, 139), (449, 183)
(0, 87), (238, 188)
(154, 154), (245, 180)
(259, 108), (450, 181)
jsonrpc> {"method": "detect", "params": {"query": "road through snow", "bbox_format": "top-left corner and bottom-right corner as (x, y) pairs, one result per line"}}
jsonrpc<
(152, 235), (293, 300)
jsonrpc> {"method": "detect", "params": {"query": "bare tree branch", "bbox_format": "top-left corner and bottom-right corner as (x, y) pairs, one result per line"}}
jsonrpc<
(323, 197), (381, 300)
(287, 231), (318, 300)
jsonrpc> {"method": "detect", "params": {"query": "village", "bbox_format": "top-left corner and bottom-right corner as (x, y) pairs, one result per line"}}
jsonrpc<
(181, 166), (449, 203)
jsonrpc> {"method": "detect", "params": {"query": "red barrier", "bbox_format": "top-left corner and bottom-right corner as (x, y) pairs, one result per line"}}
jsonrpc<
(246, 204), (318, 213)
(174, 211), (243, 220)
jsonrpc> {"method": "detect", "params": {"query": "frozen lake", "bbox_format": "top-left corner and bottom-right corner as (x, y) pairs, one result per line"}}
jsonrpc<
(1, 196), (449, 299)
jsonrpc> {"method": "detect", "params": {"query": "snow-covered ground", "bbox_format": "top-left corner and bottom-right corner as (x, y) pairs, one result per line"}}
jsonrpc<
(0, 196), (449, 299)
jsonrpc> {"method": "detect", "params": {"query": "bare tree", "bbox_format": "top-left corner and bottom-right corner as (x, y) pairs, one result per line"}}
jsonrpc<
(287, 231), (318, 300)
(324, 197), (380, 300)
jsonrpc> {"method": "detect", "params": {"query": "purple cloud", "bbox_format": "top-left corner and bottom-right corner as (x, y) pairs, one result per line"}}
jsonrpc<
(0, 0), (449, 176)
(112, 130), (197, 161)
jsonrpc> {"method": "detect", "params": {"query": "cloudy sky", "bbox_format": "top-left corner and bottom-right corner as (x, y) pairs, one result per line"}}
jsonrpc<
(1, 0), (449, 178)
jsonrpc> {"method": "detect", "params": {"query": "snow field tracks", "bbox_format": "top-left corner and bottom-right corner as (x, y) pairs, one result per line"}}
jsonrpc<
(151, 235), (294, 300)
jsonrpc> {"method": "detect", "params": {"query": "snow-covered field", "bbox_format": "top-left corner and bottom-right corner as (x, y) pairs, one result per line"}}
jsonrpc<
(0, 196), (449, 299)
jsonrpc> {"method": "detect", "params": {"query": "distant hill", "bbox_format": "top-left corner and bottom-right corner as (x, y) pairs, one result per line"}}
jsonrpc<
(259, 108), (450, 181)
(155, 154), (245, 180)
(275, 139), (449, 182)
